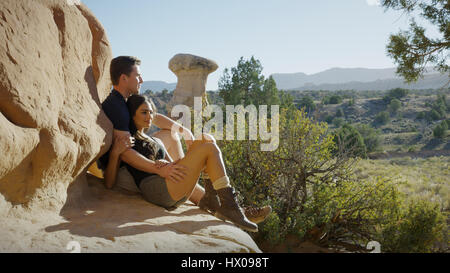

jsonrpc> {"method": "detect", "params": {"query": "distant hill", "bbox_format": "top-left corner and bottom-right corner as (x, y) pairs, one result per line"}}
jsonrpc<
(140, 81), (176, 93)
(271, 67), (448, 91)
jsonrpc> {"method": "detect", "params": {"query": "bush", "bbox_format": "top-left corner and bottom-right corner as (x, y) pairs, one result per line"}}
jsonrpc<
(218, 109), (358, 245)
(218, 108), (447, 252)
(355, 124), (382, 153)
(334, 124), (367, 158)
(298, 96), (316, 114)
(336, 108), (344, 117)
(348, 97), (355, 106)
(379, 200), (446, 253)
(425, 94), (448, 121)
(323, 95), (343, 105)
(416, 112), (426, 120)
(332, 117), (345, 127)
(324, 114), (334, 124)
(374, 111), (390, 125)
(433, 121), (448, 138)
(388, 98), (401, 114)
(388, 88), (409, 100)
(428, 109), (443, 121)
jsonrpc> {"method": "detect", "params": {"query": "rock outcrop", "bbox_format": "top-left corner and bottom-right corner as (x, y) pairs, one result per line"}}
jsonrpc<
(0, 0), (261, 252)
(167, 53), (218, 114)
(0, 0), (112, 208)
(0, 175), (261, 253)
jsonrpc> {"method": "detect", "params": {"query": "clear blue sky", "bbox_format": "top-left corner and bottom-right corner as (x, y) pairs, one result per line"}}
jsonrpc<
(82, 0), (438, 90)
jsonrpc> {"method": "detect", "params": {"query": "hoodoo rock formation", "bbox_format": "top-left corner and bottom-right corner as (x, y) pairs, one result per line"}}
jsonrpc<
(167, 53), (218, 114)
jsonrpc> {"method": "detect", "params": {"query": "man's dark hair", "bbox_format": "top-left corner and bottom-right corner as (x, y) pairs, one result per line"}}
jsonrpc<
(110, 56), (141, 85)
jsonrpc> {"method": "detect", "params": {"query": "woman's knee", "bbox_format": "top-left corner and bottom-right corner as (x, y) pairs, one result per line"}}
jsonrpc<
(153, 129), (179, 143)
(200, 133), (216, 144)
(193, 142), (219, 155)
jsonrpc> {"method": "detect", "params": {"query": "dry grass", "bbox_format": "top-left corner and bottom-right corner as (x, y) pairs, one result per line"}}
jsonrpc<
(354, 156), (450, 211)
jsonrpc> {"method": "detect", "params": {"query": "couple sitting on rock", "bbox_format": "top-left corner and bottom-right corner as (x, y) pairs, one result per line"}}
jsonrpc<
(95, 56), (271, 232)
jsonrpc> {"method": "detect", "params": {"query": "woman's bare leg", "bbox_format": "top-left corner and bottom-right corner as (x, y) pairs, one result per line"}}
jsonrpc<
(165, 141), (226, 201)
(152, 130), (215, 204)
(152, 129), (184, 161)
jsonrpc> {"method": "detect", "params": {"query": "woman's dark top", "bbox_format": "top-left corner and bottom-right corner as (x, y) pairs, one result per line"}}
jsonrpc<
(125, 133), (166, 187)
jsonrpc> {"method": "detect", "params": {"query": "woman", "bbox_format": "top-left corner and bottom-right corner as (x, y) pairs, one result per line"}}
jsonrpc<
(104, 94), (258, 232)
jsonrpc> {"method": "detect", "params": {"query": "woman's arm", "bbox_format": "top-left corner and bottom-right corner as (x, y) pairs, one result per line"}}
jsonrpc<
(104, 135), (133, 189)
(152, 113), (195, 147)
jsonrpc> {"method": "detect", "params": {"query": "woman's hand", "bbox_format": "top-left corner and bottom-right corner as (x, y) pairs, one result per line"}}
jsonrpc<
(157, 161), (188, 184)
(111, 135), (134, 156)
(155, 159), (170, 169)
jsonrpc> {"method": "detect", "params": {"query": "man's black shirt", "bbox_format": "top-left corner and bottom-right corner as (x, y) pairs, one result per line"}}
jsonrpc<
(98, 89), (130, 170)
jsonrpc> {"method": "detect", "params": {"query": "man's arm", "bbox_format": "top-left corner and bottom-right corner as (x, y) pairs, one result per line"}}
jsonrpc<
(104, 135), (133, 189)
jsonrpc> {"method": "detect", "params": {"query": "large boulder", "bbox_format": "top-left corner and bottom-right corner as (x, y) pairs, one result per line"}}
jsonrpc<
(0, 0), (112, 208)
(0, 0), (261, 252)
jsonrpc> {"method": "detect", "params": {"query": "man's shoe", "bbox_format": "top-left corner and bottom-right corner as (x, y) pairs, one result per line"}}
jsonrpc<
(243, 205), (272, 224)
(198, 178), (220, 214)
(215, 187), (258, 233)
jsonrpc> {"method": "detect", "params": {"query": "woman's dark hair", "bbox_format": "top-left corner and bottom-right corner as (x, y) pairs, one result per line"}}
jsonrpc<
(126, 94), (157, 135)
(110, 56), (141, 86)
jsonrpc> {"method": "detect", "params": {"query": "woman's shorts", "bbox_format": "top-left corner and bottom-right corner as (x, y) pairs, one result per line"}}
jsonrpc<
(138, 175), (188, 211)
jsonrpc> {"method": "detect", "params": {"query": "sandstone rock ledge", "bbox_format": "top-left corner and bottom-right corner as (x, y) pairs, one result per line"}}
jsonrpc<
(0, 174), (261, 253)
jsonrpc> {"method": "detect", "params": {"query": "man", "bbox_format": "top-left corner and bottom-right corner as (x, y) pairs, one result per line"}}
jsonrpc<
(98, 56), (271, 230)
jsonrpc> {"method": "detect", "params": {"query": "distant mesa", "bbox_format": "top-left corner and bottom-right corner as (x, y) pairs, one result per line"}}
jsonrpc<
(140, 81), (177, 93)
(271, 67), (448, 91)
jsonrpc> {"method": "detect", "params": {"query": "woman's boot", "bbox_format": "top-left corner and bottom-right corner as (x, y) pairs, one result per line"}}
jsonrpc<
(215, 187), (258, 232)
(198, 173), (220, 214)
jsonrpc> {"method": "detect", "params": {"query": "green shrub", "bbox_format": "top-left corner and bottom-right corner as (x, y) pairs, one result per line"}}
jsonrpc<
(379, 200), (446, 253)
(332, 117), (345, 127)
(416, 112), (425, 120)
(323, 95), (343, 105)
(291, 177), (404, 249)
(374, 111), (390, 125)
(388, 88), (409, 100)
(388, 98), (401, 114)
(433, 121), (448, 138)
(355, 124), (382, 153)
(428, 109), (443, 121)
(348, 97), (355, 106)
(425, 94), (448, 121)
(218, 108), (447, 252)
(324, 114), (334, 124)
(259, 213), (283, 246)
(336, 108), (344, 117)
(334, 124), (367, 158)
(298, 96), (316, 114)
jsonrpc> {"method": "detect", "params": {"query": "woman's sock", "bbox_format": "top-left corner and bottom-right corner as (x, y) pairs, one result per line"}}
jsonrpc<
(212, 176), (231, 190)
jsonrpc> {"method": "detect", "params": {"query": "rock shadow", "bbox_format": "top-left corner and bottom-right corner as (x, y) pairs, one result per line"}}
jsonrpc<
(45, 174), (227, 241)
